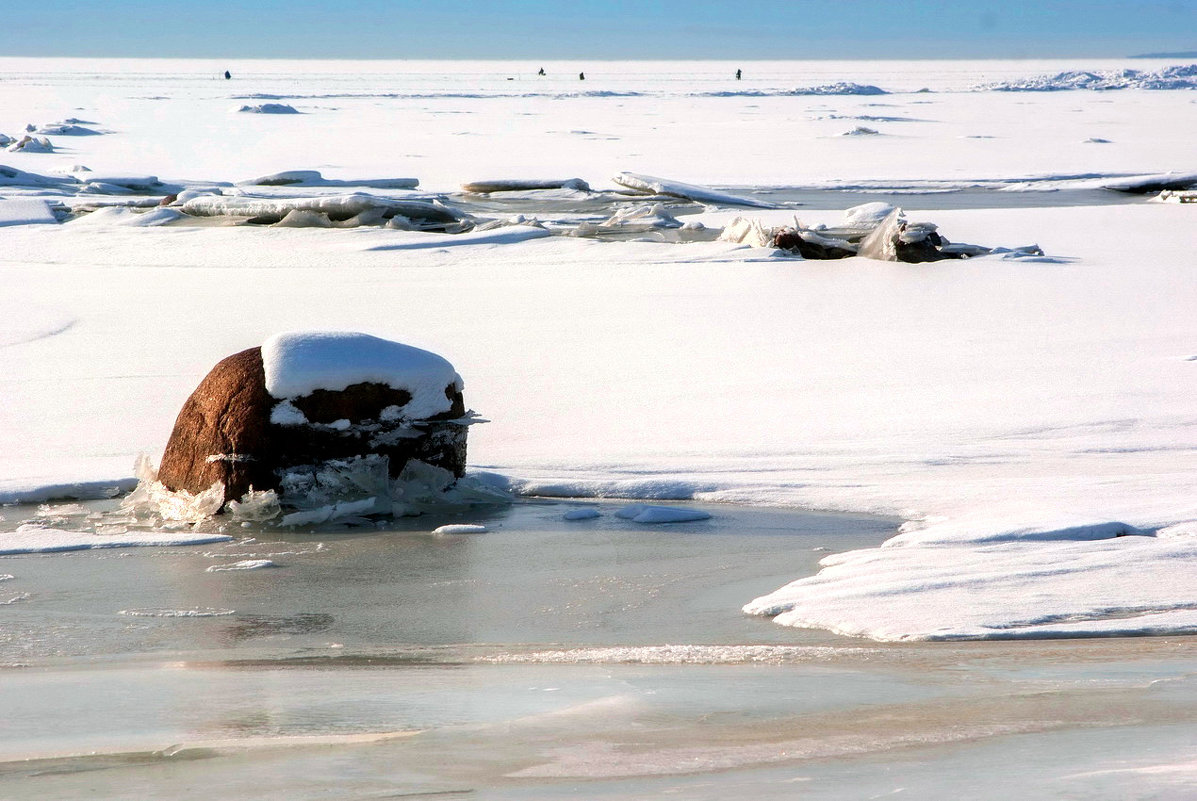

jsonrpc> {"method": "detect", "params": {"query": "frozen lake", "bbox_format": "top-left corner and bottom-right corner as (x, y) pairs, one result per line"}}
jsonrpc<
(2, 57), (1195, 797)
(2, 501), (1194, 799)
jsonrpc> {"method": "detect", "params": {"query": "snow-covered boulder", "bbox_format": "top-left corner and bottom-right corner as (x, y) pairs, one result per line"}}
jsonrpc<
(156, 332), (474, 509)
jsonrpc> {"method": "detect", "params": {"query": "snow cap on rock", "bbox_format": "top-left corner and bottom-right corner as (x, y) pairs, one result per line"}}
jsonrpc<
(261, 331), (463, 420)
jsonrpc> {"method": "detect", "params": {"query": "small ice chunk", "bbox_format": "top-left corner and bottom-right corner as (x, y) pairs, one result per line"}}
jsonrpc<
(270, 399), (308, 426)
(718, 216), (774, 248)
(564, 508), (601, 521)
(120, 608), (235, 617)
(615, 504), (712, 524)
(206, 559), (277, 572)
(236, 103), (300, 114)
(7, 135), (54, 153)
(432, 523), (489, 534)
(840, 126), (880, 136)
(612, 172), (778, 209)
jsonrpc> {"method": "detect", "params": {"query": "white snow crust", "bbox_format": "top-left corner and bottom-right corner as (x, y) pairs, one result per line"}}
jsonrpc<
(261, 332), (463, 419)
(0, 197), (55, 226)
(2, 57), (1195, 642)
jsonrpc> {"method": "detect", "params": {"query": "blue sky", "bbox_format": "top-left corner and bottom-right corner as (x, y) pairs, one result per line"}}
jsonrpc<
(3, 1), (1193, 59)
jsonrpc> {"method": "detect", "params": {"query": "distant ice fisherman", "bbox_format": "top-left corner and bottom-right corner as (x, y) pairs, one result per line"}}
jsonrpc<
(736, 68), (742, 80)
(224, 70), (231, 80)
(579, 72), (585, 81)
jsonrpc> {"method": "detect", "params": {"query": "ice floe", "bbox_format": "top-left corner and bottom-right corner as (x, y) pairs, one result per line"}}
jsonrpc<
(181, 192), (469, 229)
(0, 524), (232, 555)
(206, 559), (277, 572)
(744, 521), (1197, 640)
(462, 178), (590, 193)
(238, 170), (419, 190)
(432, 523), (488, 534)
(614, 504), (712, 524)
(613, 172), (778, 209)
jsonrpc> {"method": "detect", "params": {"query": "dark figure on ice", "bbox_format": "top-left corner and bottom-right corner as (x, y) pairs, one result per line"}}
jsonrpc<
(224, 70), (231, 80)
(735, 68), (742, 80)
(538, 67), (546, 76)
(579, 72), (585, 80)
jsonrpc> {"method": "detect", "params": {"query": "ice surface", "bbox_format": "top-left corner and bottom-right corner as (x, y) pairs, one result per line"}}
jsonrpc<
(564, 508), (602, 521)
(0, 524), (231, 555)
(261, 332), (463, 418)
(364, 223), (551, 250)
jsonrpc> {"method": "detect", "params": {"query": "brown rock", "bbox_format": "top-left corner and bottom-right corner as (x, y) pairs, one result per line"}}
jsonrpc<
(157, 347), (468, 508)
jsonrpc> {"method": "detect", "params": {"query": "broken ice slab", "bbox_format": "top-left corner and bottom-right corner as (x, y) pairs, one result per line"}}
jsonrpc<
(461, 178), (591, 193)
(1102, 171), (1197, 194)
(77, 175), (165, 192)
(238, 170), (419, 190)
(180, 192), (471, 229)
(612, 171), (780, 209)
